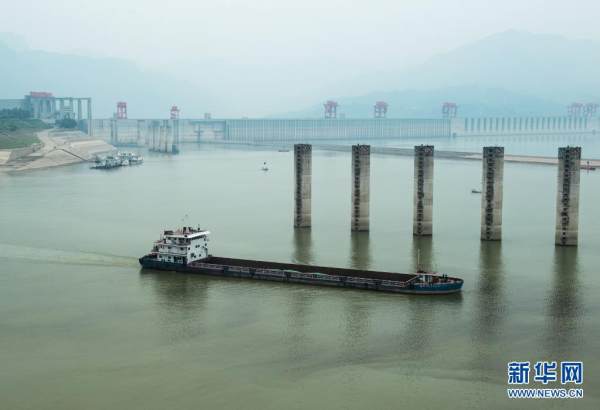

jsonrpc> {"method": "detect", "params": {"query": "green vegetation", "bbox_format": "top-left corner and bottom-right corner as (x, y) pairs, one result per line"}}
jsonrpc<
(0, 108), (32, 119)
(0, 117), (49, 150)
(56, 117), (78, 129)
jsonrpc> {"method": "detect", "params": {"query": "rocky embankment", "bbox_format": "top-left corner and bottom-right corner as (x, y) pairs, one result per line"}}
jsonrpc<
(0, 130), (116, 172)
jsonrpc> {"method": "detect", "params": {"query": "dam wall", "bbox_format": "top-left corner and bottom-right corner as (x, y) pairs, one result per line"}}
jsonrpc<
(453, 116), (599, 136)
(92, 118), (450, 144)
(91, 115), (600, 146)
(224, 118), (450, 142)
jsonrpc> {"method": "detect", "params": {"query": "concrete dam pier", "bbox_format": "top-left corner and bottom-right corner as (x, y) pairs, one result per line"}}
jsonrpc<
(294, 144), (312, 228)
(289, 143), (584, 246)
(351, 145), (371, 231)
(555, 147), (581, 246)
(413, 145), (434, 236)
(481, 147), (504, 241)
(147, 120), (180, 153)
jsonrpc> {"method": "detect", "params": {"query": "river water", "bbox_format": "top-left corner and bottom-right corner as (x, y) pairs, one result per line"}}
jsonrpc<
(1, 138), (599, 409)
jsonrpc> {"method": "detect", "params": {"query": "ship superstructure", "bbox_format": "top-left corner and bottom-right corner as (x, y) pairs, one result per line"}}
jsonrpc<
(151, 226), (210, 265)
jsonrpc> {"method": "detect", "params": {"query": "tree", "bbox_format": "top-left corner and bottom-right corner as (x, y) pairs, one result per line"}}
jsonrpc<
(56, 118), (78, 129)
(0, 108), (31, 119)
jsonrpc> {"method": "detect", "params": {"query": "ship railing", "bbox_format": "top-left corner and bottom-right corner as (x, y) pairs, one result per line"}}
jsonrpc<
(291, 272), (341, 281)
(158, 248), (188, 255)
(193, 262), (223, 270)
(227, 266), (250, 273)
(345, 277), (377, 285)
(380, 279), (408, 287)
(255, 269), (286, 278)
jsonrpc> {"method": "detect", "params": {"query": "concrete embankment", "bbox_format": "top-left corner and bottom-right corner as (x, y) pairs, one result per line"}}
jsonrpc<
(218, 141), (600, 167)
(308, 144), (600, 166)
(0, 130), (116, 172)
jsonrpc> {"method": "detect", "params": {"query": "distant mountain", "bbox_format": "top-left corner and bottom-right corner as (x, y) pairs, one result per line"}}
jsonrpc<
(278, 86), (566, 118)
(3, 30), (599, 119)
(0, 37), (216, 118)
(284, 31), (600, 118)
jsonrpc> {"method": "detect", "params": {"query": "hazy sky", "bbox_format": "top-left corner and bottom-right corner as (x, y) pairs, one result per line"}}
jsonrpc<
(2, 0), (600, 115)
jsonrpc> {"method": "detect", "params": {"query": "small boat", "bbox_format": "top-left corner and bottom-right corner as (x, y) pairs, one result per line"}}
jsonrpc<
(582, 161), (596, 171)
(471, 189), (482, 194)
(261, 161), (269, 171)
(278, 148), (290, 152)
(91, 152), (144, 169)
(90, 154), (121, 169)
(139, 226), (464, 295)
(118, 152), (144, 165)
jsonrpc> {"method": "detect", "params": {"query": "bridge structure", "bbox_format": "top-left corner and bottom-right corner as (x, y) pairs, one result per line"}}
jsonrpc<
(90, 115), (600, 148)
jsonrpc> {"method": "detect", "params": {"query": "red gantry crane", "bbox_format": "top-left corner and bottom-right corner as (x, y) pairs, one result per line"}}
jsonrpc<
(374, 101), (388, 118)
(170, 105), (180, 120)
(116, 101), (128, 119)
(442, 102), (458, 118)
(324, 100), (338, 119)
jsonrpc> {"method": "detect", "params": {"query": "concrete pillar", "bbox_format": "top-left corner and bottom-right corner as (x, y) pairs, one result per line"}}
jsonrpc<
(293, 144), (312, 228)
(413, 145), (434, 236)
(151, 121), (158, 150)
(114, 119), (119, 145)
(144, 121), (150, 146)
(86, 99), (93, 135)
(481, 147), (504, 240)
(555, 147), (581, 246)
(136, 120), (143, 146)
(161, 120), (170, 152)
(77, 99), (82, 121)
(159, 121), (165, 152)
(110, 119), (115, 144)
(172, 119), (180, 153)
(351, 145), (370, 231)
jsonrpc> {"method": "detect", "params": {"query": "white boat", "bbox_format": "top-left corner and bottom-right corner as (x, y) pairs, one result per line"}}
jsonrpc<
(117, 152), (144, 165)
(91, 154), (121, 169)
(91, 152), (143, 169)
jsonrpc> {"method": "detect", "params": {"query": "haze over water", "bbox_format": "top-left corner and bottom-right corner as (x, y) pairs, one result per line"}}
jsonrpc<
(1, 138), (599, 409)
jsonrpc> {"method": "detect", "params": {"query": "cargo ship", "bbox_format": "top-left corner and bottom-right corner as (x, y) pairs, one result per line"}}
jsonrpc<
(139, 226), (463, 295)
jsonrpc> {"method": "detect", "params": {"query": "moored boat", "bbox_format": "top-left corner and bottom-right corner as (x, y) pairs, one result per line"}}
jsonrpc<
(118, 151), (144, 165)
(139, 226), (463, 295)
(91, 152), (143, 169)
(91, 154), (121, 169)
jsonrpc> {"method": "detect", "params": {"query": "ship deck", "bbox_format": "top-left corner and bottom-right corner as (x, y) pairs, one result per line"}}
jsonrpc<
(204, 256), (419, 282)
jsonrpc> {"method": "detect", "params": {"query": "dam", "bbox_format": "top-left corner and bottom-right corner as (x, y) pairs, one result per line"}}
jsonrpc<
(90, 115), (600, 148)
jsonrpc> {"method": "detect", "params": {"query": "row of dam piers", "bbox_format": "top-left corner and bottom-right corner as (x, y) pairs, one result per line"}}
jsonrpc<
(293, 144), (583, 246)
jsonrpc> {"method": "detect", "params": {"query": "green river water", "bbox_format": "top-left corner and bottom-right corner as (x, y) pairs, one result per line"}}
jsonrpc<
(1, 141), (599, 409)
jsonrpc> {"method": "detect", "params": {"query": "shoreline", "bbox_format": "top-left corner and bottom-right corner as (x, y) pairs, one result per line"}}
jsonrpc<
(0, 130), (116, 173)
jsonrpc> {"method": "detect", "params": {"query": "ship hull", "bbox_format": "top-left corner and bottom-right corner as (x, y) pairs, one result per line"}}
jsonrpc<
(139, 255), (463, 295)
